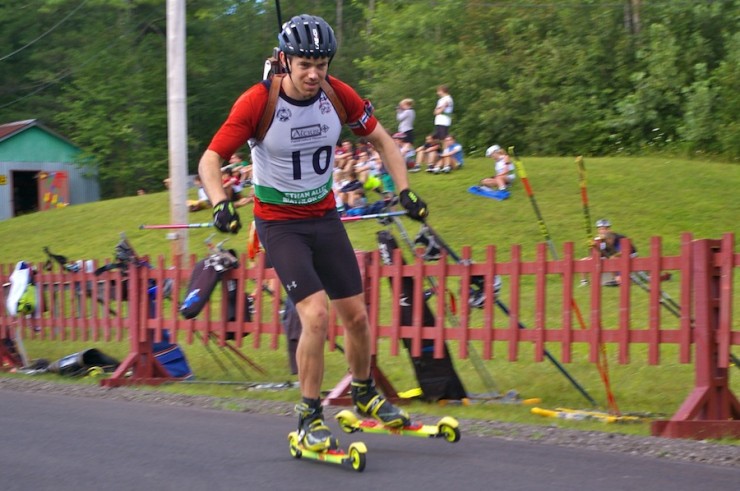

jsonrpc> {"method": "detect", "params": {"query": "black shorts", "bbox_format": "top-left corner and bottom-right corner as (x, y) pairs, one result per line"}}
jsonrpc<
(433, 125), (450, 140)
(401, 130), (414, 145)
(254, 209), (363, 303)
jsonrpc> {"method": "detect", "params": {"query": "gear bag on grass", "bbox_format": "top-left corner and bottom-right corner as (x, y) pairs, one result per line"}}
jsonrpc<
(153, 336), (193, 380)
(47, 348), (120, 377)
(6, 261), (36, 316)
(376, 230), (468, 402)
(180, 249), (239, 319)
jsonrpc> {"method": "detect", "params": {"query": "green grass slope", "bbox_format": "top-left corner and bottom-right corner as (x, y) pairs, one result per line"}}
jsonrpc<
(1, 155), (739, 438)
(2, 155), (737, 263)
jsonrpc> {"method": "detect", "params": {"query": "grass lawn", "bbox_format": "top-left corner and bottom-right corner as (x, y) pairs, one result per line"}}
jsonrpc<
(1, 154), (739, 441)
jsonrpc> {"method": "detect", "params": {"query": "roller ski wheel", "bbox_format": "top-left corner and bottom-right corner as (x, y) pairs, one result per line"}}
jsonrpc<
(335, 410), (461, 443)
(287, 431), (367, 472)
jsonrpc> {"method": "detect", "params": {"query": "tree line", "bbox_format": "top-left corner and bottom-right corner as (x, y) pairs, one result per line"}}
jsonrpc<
(1, 0), (737, 197)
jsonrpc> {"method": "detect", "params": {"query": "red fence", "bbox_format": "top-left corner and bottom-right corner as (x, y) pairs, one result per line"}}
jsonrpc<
(1, 232), (738, 440)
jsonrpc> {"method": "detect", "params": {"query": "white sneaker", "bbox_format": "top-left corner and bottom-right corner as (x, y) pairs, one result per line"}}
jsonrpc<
(426, 167), (435, 173)
(442, 166), (451, 173)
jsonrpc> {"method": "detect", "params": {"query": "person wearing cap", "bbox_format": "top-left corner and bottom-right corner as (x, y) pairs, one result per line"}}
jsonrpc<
(593, 219), (637, 260)
(581, 219), (638, 286)
(197, 14), (428, 452)
(480, 144), (515, 190)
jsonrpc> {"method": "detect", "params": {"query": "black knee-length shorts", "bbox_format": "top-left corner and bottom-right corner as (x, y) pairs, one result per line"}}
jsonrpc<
(254, 209), (364, 303)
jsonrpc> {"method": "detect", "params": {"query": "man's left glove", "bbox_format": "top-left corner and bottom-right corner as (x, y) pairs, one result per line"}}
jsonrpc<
(399, 189), (428, 222)
(213, 200), (241, 234)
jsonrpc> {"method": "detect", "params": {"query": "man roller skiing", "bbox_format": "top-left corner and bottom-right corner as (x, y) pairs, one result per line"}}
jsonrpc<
(198, 14), (429, 452)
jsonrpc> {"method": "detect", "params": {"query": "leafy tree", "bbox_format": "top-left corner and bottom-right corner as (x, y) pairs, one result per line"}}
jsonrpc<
(712, 32), (740, 160)
(1, 0), (738, 202)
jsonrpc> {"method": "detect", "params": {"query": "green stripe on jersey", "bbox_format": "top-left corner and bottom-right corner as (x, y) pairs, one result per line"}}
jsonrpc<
(254, 179), (333, 205)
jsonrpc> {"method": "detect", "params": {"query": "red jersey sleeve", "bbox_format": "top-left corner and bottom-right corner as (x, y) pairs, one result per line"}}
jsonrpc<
(326, 76), (378, 137)
(208, 83), (269, 160)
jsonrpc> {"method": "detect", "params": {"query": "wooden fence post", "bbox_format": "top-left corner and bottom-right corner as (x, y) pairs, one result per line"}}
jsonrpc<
(651, 238), (740, 439)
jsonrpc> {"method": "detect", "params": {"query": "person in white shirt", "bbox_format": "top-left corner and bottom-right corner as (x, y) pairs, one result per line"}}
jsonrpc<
(480, 144), (515, 191)
(395, 98), (416, 152)
(432, 84), (453, 140)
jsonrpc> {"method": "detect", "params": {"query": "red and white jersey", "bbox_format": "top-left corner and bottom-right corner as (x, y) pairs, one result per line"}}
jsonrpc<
(208, 76), (377, 221)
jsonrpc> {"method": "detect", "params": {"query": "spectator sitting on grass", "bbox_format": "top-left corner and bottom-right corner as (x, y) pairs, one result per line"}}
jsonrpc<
(334, 139), (355, 171)
(416, 134), (440, 171)
(479, 144), (515, 191)
(428, 134), (463, 173)
(393, 132), (418, 172)
(187, 175), (211, 212)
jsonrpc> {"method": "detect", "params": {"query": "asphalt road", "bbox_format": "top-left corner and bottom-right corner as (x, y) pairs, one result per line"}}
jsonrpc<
(1, 390), (737, 491)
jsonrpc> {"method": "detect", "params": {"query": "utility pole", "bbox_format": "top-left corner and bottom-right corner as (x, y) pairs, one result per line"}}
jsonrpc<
(166, 0), (189, 258)
(625, 0), (641, 35)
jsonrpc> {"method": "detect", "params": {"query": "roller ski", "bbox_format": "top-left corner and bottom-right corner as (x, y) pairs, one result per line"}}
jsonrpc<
(335, 379), (461, 443)
(335, 410), (460, 443)
(288, 400), (367, 472)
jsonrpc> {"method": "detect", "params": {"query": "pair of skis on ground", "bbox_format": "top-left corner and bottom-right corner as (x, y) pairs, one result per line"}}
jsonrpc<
(288, 410), (460, 472)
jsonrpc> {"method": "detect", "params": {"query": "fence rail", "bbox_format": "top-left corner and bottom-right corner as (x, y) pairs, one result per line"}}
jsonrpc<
(2, 232), (738, 440)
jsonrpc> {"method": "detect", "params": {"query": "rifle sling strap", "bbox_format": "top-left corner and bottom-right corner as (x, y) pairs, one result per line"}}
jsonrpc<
(254, 73), (347, 142)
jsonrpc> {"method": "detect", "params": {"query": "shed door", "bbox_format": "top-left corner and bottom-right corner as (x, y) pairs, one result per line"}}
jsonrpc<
(38, 171), (69, 211)
(11, 170), (39, 216)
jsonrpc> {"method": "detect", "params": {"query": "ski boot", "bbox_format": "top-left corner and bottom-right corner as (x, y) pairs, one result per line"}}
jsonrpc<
(351, 379), (411, 428)
(336, 409), (461, 443)
(288, 399), (367, 472)
(335, 379), (460, 443)
(294, 400), (334, 452)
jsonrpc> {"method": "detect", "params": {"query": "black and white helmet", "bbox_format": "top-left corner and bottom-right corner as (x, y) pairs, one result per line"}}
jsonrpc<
(595, 218), (611, 228)
(278, 14), (337, 60)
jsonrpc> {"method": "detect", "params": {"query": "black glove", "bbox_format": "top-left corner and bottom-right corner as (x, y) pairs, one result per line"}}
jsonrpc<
(399, 189), (428, 221)
(213, 200), (241, 234)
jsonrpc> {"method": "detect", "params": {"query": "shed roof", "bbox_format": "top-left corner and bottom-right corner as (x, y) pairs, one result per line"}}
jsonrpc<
(0, 119), (76, 147)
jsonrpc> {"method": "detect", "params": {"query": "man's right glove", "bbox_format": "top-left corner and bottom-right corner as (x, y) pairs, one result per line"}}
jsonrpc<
(399, 189), (428, 222)
(213, 200), (241, 234)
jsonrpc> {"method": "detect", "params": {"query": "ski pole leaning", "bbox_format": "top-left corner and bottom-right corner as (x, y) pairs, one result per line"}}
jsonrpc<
(140, 222), (215, 230)
(420, 221), (599, 408)
(140, 211), (408, 230)
(388, 216), (502, 396)
(340, 210), (408, 222)
(512, 147), (619, 414)
(576, 157), (684, 320)
(575, 156), (594, 255)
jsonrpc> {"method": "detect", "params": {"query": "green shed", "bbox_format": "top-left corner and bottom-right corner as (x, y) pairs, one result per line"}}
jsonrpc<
(0, 119), (99, 221)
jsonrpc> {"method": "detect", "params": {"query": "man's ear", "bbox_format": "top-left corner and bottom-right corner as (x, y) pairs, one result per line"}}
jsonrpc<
(279, 52), (289, 71)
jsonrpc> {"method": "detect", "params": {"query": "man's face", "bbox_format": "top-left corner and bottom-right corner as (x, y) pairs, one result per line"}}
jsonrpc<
(285, 56), (330, 99)
(597, 225), (610, 238)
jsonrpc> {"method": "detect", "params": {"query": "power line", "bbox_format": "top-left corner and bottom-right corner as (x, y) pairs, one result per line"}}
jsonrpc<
(466, 0), (730, 8)
(0, 35), (130, 110)
(0, 15), (161, 110)
(0, 0), (89, 62)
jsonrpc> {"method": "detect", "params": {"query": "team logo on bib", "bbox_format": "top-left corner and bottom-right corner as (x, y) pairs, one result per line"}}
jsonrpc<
(277, 107), (291, 122)
(319, 94), (332, 115)
(291, 124), (325, 141)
